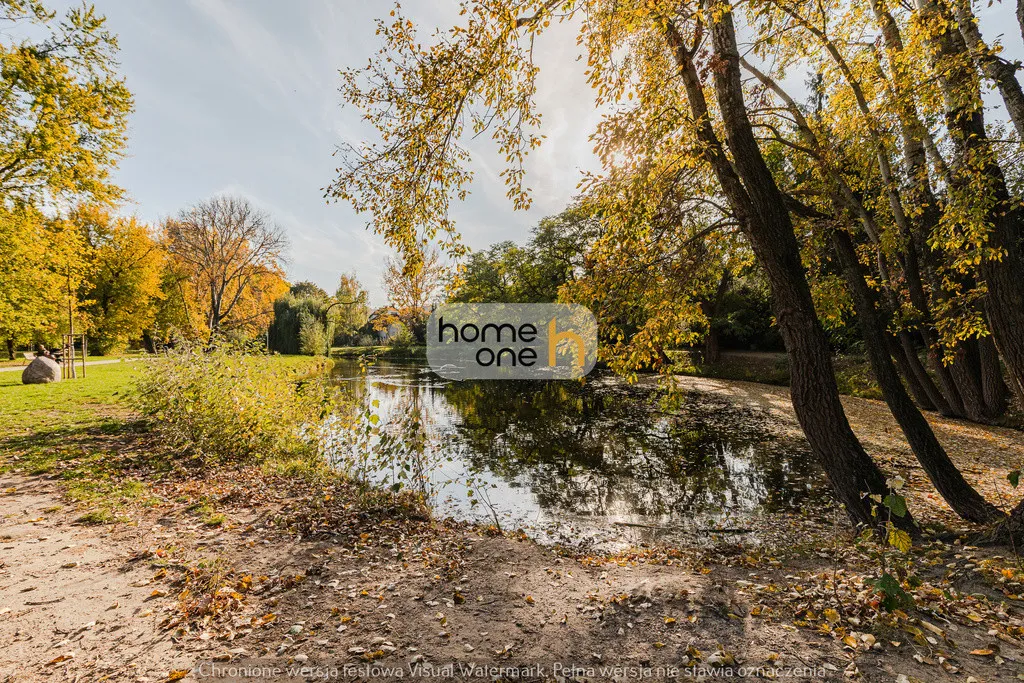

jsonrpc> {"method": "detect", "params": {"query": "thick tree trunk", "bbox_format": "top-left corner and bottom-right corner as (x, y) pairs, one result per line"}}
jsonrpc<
(916, 0), (1024, 410)
(978, 334), (1009, 418)
(832, 229), (1003, 523)
(5, 338), (13, 361)
(667, 5), (915, 532)
(953, 0), (1024, 140)
(948, 343), (990, 423)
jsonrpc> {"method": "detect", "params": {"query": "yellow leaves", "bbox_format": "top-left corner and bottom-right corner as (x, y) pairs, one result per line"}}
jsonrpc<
(251, 613), (276, 628)
(969, 648), (995, 656)
(888, 527), (912, 553)
(166, 670), (190, 681)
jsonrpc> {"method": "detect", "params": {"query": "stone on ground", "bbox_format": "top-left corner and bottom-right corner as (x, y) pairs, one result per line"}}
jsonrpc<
(21, 357), (60, 384)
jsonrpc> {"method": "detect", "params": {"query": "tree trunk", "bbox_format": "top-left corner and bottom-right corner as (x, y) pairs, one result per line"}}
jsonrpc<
(888, 331), (937, 409)
(702, 271), (730, 364)
(834, 229), (1003, 523)
(916, 0), (1024, 410)
(948, 343), (990, 423)
(978, 334), (1009, 418)
(141, 330), (156, 355)
(5, 338), (13, 361)
(953, 0), (1024, 139)
(668, 5), (916, 532)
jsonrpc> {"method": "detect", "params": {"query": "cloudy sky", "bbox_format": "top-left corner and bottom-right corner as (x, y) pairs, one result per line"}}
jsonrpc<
(70, 1), (1022, 305)
(69, 1), (601, 305)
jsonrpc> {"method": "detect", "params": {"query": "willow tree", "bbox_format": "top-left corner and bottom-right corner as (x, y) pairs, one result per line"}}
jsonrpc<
(328, 0), (921, 532)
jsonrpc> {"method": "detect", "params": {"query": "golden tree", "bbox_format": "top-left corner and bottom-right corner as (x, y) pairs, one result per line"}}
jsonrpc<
(163, 196), (289, 340)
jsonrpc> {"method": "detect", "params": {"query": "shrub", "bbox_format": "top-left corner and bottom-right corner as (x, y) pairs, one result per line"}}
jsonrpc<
(132, 343), (332, 465)
(353, 333), (376, 347)
(298, 310), (328, 356)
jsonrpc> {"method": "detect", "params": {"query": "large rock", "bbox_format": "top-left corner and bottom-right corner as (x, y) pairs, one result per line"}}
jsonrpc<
(22, 356), (61, 384)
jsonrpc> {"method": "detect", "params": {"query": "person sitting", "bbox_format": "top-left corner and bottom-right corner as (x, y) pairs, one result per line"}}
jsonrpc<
(35, 344), (58, 362)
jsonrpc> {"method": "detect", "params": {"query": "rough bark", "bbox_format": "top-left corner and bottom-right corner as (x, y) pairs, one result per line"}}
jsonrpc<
(948, 344), (990, 423)
(916, 0), (1024, 410)
(832, 228), (1003, 524)
(889, 334), (938, 411)
(6, 338), (13, 361)
(978, 334), (1009, 418)
(665, 5), (915, 532)
(952, 0), (1024, 140)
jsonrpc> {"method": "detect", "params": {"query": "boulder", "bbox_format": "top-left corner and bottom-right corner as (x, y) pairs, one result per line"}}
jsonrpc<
(22, 356), (61, 384)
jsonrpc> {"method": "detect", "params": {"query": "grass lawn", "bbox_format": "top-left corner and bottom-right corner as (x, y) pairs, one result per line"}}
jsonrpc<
(0, 354), (330, 435)
(0, 360), (140, 435)
(0, 354), (331, 522)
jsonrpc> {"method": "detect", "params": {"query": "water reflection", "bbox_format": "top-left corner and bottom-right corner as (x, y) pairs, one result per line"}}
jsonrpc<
(330, 358), (821, 546)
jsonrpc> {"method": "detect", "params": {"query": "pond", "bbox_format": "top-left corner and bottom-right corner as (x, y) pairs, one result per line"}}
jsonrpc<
(329, 357), (824, 548)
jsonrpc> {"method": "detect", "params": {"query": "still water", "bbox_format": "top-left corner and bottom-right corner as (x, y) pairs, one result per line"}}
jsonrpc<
(330, 357), (822, 547)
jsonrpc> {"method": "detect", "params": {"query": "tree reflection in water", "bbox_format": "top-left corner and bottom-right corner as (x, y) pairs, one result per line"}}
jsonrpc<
(331, 358), (822, 543)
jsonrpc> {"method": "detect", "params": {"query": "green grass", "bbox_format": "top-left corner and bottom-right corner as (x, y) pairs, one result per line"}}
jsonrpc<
(666, 349), (884, 400)
(0, 354), (330, 524)
(0, 361), (140, 435)
(0, 354), (328, 436)
(331, 345), (426, 359)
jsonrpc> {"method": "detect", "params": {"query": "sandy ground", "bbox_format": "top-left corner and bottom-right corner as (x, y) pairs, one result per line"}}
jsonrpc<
(669, 375), (1024, 522)
(1, 472), (1022, 682)
(2, 376), (1024, 681)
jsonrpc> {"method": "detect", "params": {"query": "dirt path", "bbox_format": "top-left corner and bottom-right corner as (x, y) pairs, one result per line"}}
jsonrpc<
(4, 370), (1024, 681)
(0, 476), (190, 680)
(4, 471), (1024, 682)
(0, 358), (140, 374)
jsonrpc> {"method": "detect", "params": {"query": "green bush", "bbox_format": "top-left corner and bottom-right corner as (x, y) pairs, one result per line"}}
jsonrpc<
(298, 310), (328, 356)
(132, 343), (332, 465)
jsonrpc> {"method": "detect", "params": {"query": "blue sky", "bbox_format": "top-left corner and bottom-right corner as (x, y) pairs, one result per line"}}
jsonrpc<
(76, 1), (1023, 305)
(78, 1), (601, 306)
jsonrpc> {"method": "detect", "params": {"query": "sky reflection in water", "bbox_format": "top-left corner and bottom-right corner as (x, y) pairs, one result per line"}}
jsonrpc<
(330, 358), (822, 547)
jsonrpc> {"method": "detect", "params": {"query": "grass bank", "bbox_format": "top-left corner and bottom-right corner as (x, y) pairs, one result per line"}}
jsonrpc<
(668, 349), (884, 401)
(331, 344), (426, 359)
(0, 355), (335, 523)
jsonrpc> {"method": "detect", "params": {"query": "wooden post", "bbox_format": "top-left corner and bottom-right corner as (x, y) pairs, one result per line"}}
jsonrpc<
(81, 336), (87, 378)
